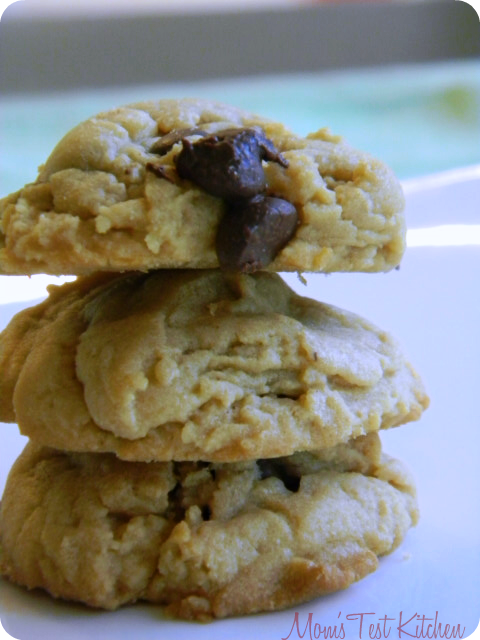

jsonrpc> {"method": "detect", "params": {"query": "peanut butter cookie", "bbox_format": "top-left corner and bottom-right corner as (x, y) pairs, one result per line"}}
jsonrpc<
(0, 98), (405, 275)
(0, 433), (418, 619)
(0, 270), (428, 461)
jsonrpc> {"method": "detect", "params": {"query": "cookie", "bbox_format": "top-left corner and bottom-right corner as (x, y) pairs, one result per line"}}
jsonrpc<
(0, 269), (428, 461)
(0, 98), (405, 275)
(0, 433), (418, 619)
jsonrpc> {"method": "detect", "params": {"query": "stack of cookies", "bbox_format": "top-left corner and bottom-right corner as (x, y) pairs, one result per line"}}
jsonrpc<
(0, 99), (429, 620)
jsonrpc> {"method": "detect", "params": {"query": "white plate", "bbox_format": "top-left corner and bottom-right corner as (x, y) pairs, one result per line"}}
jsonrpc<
(1, 167), (480, 640)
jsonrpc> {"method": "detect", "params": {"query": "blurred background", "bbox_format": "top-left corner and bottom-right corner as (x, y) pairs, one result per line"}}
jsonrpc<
(2, 0), (479, 95)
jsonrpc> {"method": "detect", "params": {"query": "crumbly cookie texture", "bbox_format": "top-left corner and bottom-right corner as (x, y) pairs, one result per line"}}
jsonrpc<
(0, 270), (428, 461)
(0, 98), (405, 275)
(0, 433), (418, 619)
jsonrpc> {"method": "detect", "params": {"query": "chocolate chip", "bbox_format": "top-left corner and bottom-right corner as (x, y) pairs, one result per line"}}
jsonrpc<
(175, 128), (288, 200)
(148, 125), (295, 271)
(216, 194), (298, 272)
(149, 127), (207, 156)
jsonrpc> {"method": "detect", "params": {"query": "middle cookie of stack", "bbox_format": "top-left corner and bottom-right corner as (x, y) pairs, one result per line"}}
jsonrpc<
(0, 268), (428, 462)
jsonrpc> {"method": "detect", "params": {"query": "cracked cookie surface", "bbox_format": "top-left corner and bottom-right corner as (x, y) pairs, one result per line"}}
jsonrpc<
(0, 270), (428, 461)
(0, 433), (418, 619)
(0, 98), (405, 275)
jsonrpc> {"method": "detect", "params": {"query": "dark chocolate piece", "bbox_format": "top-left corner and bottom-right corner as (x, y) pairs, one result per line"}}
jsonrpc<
(149, 127), (207, 156)
(216, 194), (298, 272)
(175, 128), (288, 200)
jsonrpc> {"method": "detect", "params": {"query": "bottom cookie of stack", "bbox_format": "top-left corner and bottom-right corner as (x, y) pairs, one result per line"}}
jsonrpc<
(0, 432), (418, 620)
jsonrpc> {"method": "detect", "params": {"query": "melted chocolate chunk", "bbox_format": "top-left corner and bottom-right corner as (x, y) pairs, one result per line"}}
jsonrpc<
(175, 128), (288, 200)
(148, 125), (295, 271)
(149, 127), (207, 156)
(216, 194), (298, 272)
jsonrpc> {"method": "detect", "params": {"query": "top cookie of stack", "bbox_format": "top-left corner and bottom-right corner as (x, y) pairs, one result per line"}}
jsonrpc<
(0, 98), (405, 276)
